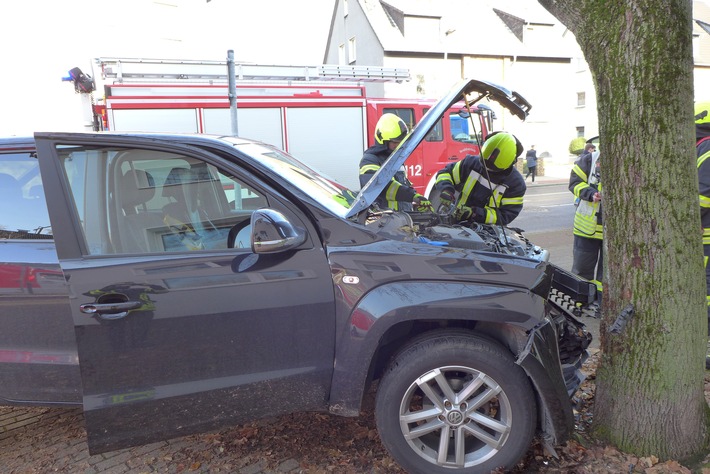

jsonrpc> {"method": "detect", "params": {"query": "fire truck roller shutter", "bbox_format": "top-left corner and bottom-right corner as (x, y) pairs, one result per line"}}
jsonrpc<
(285, 107), (365, 191)
(202, 108), (284, 150)
(110, 109), (200, 133)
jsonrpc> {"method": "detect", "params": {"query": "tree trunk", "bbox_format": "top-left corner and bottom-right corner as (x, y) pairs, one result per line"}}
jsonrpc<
(539, 0), (709, 460)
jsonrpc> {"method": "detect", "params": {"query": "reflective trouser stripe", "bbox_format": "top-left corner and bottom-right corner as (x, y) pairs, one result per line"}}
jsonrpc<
(501, 196), (523, 206)
(485, 208), (496, 224)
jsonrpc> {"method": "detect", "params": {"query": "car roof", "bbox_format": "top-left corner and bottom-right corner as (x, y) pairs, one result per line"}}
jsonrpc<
(0, 136), (35, 150)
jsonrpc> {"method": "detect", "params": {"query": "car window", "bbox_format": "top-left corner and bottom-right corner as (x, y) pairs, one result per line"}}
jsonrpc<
(56, 145), (268, 255)
(0, 151), (52, 238)
(383, 107), (415, 132)
(450, 113), (477, 143)
(422, 107), (443, 142)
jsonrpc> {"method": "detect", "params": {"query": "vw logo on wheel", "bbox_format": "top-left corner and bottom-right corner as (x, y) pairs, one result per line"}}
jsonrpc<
(447, 410), (464, 425)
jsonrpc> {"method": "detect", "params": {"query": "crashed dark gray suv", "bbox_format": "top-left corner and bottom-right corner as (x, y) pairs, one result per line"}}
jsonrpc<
(0, 79), (594, 473)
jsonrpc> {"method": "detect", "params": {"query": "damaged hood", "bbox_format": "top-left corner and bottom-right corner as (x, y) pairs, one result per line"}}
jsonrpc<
(345, 78), (532, 219)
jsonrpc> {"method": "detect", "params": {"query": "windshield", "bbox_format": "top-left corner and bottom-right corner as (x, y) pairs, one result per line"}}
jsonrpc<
(231, 141), (357, 217)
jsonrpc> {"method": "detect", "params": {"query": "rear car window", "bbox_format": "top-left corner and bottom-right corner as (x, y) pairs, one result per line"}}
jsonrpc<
(0, 151), (52, 238)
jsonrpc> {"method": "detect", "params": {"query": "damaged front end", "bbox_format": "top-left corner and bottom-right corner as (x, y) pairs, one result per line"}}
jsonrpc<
(511, 264), (595, 451)
(365, 207), (597, 447)
(366, 207), (596, 390)
(539, 263), (596, 422)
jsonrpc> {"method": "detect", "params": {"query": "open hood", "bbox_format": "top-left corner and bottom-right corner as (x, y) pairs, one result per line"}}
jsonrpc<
(345, 79), (532, 219)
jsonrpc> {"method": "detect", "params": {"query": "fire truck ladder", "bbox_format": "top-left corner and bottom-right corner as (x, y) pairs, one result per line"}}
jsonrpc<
(95, 57), (410, 84)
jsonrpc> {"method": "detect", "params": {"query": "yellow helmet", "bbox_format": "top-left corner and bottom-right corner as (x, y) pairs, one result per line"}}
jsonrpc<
(695, 101), (710, 125)
(481, 132), (523, 171)
(375, 113), (408, 145)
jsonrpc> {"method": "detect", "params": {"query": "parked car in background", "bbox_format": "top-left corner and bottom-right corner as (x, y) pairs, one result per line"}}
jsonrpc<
(0, 79), (595, 473)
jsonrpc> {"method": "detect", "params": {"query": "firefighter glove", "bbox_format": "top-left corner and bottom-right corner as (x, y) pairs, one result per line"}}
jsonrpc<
(455, 206), (476, 222)
(439, 189), (456, 208)
(413, 193), (433, 212)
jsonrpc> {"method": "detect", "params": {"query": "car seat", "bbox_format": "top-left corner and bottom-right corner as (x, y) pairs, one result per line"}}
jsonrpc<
(118, 169), (162, 253)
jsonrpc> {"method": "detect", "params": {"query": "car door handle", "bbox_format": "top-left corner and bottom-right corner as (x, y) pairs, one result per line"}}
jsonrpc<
(80, 301), (143, 320)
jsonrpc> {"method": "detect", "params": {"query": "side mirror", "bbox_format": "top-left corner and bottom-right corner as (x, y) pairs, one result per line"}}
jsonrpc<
(250, 209), (307, 254)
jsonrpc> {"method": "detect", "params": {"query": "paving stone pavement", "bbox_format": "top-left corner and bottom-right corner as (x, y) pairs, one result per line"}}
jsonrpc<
(0, 406), (305, 473)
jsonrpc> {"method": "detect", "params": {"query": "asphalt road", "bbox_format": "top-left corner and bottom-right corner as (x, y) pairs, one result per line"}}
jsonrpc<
(508, 181), (577, 271)
(517, 181), (600, 350)
(516, 182), (577, 236)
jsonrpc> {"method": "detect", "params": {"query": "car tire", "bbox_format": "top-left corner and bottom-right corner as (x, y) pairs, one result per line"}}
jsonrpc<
(374, 330), (536, 474)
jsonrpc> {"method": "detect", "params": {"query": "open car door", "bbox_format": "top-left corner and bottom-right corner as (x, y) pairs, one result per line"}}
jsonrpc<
(34, 132), (336, 454)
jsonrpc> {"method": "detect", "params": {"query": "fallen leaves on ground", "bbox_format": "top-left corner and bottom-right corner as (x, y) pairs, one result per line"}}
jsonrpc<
(175, 351), (710, 473)
(507, 351), (710, 474)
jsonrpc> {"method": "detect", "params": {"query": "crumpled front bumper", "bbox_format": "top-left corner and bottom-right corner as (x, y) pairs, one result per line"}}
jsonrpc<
(516, 285), (593, 448)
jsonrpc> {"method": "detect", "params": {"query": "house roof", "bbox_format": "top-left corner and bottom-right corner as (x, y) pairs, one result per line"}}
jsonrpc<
(357, 0), (577, 60)
(379, 0), (441, 18)
(342, 0), (710, 66)
(491, 0), (558, 25)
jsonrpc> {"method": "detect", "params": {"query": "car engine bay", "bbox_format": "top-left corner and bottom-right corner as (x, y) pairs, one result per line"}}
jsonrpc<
(364, 208), (600, 319)
(364, 209), (549, 261)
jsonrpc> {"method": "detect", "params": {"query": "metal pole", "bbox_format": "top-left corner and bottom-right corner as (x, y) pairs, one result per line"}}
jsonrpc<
(227, 49), (238, 136)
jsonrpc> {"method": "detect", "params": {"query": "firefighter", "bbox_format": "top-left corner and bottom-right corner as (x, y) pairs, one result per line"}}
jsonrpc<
(694, 101), (710, 368)
(569, 148), (603, 290)
(359, 113), (432, 212)
(432, 131), (526, 225)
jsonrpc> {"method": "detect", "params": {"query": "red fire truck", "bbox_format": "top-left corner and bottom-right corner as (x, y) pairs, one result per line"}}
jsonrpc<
(87, 58), (495, 195)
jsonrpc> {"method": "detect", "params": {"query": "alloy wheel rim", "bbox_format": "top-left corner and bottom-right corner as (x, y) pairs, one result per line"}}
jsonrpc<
(398, 365), (513, 469)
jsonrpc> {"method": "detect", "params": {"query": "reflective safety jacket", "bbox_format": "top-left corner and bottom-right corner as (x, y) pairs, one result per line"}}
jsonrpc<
(433, 155), (526, 225)
(569, 152), (602, 240)
(696, 128), (710, 309)
(697, 131), (710, 246)
(359, 144), (417, 211)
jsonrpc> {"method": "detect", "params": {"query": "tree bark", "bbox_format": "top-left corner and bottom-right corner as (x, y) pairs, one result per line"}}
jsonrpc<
(539, 0), (709, 460)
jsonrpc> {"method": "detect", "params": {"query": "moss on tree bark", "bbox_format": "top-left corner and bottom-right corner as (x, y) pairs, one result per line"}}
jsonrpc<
(539, 0), (710, 461)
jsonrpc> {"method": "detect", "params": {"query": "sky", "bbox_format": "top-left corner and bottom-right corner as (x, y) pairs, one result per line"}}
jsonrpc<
(0, 0), (335, 135)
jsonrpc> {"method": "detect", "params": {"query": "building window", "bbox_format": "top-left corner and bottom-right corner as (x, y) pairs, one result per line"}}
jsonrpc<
(576, 126), (585, 138)
(338, 44), (345, 65)
(577, 92), (586, 107)
(348, 37), (356, 64)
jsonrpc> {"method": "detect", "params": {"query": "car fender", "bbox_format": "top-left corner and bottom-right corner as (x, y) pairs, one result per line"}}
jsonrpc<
(329, 280), (543, 415)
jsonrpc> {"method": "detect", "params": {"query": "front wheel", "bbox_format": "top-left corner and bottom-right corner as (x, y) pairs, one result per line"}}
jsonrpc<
(375, 332), (536, 473)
